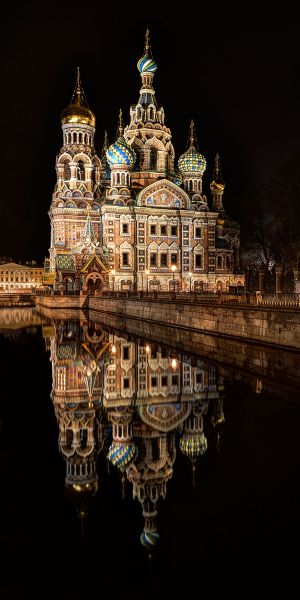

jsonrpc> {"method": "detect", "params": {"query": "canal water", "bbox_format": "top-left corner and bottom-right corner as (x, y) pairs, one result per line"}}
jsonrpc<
(0, 308), (299, 599)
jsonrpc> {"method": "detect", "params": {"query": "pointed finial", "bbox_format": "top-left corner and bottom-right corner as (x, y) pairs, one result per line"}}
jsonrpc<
(117, 108), (124, 137)
(213, 154), (224, 184)
(145, 29), (152, 57)
(71, 66), (88, 107)
(103, 130), (108, 151)
(189, 119), (195, 147)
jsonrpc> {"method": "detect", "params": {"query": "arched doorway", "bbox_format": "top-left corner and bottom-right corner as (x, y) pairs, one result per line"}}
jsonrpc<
(64, 277), (74, 293)
(86, 274), (103, 294)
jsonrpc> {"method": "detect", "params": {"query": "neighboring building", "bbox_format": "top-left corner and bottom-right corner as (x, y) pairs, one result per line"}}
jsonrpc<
(0, 262), (43, 291)
(48, 32), (244, 293)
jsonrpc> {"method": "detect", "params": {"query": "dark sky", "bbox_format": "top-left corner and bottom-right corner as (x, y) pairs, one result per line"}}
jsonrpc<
(1, 3), (300, 262)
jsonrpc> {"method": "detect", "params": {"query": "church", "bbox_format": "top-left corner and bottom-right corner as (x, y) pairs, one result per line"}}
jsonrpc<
(47, 31), (244, 294)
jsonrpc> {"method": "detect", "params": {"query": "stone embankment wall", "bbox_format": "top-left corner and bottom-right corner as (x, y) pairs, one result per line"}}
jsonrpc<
(88, 296), (300, 349)
(35, 295), (88, 310)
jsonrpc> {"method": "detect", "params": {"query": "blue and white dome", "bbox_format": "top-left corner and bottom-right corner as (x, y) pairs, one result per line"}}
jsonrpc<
(140, 529), (160, 550)
(178, 146), (207, 175)
(107, 441), (137, 471)
(106, 136), (136, 168)
(137, 54), (157, 74)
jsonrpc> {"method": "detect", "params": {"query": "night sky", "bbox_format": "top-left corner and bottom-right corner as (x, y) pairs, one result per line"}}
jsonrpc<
(1, 4), (300, 262)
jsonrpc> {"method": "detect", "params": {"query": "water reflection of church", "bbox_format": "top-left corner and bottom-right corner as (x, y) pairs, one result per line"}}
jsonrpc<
(45, 317), (225, 551)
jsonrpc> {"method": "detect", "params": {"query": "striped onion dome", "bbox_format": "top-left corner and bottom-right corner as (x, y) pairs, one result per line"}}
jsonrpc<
(179, 432), (208, 459)
(140, 529), (160, 550)
(107, 441), (137, 472)
(106, 136), (136, 167)
(137, 29), (157, 74)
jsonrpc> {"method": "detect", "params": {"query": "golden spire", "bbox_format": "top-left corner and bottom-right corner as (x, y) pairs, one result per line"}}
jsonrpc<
(71, 66), (88, 107)
(144, 29), (152, 57)
(61, 67), (95, 126)
(210, 153), (225, 192)
(117, 108), (124, 137)
(186, 119), (198, 150)
(103, 130), (108, 150)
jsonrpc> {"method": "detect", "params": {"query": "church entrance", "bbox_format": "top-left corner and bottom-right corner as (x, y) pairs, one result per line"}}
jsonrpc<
(86, 274), (103, 294)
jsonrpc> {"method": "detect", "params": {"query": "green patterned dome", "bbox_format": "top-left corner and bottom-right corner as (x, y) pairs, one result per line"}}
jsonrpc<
(178, 147), (207, 175)
(180, 432), (208, 459)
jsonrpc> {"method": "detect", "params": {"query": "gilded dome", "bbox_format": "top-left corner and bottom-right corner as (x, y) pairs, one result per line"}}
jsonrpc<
(61, 67), (96, 128)
(61, 104), (96, 127)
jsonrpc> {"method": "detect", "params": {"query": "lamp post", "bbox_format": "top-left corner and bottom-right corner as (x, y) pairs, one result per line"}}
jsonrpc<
(111, 269), (115, 292)
(189, 271), (192, 293)
(145, 269), (150, 293)
(171, 264), (176, 291)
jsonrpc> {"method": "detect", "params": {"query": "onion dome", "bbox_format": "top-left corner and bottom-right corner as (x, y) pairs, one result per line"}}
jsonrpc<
(61, 67), (96, 127)
(137, 29), (157, 74)
(179, 432), (207, 459)
(106, 109), (136, 167)
(173, 171), (183, 186)
(107, 441), (137, 472)
(210, 153), (225, 192)
(178, 120), (206, 175)
(140, 529), (160, 550)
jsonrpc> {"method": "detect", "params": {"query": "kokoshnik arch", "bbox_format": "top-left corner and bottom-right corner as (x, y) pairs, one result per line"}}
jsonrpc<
(47, 30), (244, 294)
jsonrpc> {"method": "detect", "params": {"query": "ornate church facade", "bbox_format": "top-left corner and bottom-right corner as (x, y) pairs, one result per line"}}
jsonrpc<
(48, 32), (244, 293)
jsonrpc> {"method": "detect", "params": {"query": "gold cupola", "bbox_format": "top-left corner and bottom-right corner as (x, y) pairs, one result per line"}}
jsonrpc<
(61, 67), (96, 128)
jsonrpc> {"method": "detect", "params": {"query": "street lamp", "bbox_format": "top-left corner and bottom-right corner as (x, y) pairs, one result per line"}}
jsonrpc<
(111, 269), (115, 292)
(145, 269), (150, 293)
(171, 264), (176, 291)
(189, 271), (192, 293)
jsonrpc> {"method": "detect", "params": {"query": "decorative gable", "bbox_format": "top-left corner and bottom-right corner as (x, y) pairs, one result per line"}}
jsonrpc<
(137, 179), (190, 209)
(81, 253), (109, 273)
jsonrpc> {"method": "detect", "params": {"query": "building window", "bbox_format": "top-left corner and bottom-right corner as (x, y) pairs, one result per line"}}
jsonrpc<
(123, 377), (130, 389)
(171, 254), (177, 265)
(217, 256), (223, 269)
(171, 226), (177, 236)
(122, 223), (129, 234)
(150, 253), (157, 266)
(150, 149), (157, 170)
(151, 376), (158, 387)
(195, 227), (201, 238)
(161, 375), (168, 387)
(122, 252), (129, 266)
(196, 372), (203, 384)
(171, 375), (179, 386)
(160, 253), (167, 267)
(160, 225), (167, 236)
(123, 346), (130, 360)
(195, 254), (202, 268)
(150, 225), (156, 235)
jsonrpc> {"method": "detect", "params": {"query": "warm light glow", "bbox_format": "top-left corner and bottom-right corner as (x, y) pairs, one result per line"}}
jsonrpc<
(189, 272), (192, 277)
(111, 269), (115, 276)
(171, 265), (177, 272)
(145, 345), (151, 353)
(171, 358), (178, 369)
(145, 269), (150, 276)
(111, 344), (116, 354)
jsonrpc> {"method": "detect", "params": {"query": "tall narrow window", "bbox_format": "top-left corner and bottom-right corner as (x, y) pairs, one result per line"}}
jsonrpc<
(195, 254), (202, 268)
(150, 149), (157, 170)
(122, 252), (129, 266)
(150, 253), (157, 266)
(64, 162), (71, 180)
(77, 160), (85, 180)
(171, 253), (177, 265)
(160, 253), (167, 267)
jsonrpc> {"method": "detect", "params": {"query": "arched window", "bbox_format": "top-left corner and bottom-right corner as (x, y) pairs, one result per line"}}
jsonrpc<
(150, 148), (157, 170)
(77, 160), (85, 180)
(225, 256), (231, 270)
(78, 132), (82, 143)
(121, 172), (126, 184)
(149, 107), (154, 120)
(217, 256), (223, 269)
(64, 161), (71, 180)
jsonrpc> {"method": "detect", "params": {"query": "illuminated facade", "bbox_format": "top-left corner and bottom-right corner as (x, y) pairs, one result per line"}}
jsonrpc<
(0, 262), (43, 290)
(46, 316), (225, 547)
(49, 32), (244, 293)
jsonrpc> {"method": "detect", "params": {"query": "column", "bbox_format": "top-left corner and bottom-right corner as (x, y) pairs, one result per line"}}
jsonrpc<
(258, 268), (265, 292)
(275, 265), (283, 294)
